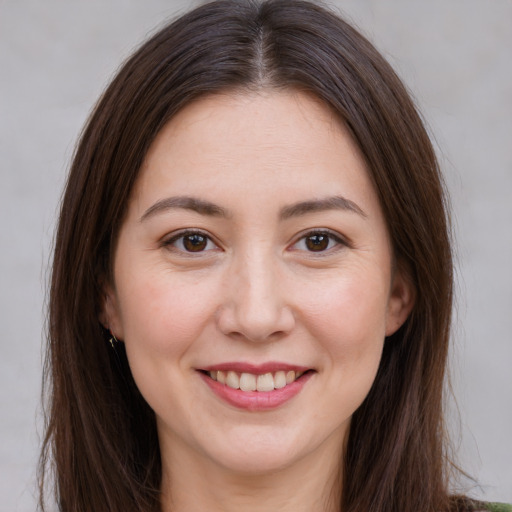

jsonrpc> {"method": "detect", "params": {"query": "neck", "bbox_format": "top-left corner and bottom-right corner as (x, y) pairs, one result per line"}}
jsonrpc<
(160, 433), (344, 512)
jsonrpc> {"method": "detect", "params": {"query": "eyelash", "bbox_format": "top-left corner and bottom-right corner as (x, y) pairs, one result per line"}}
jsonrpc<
(162, 230), (219, 255)
(162, 229), (348, 255)
(289, 230), (348, 254)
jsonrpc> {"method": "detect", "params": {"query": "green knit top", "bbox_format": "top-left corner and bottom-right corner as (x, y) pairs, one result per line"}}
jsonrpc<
(485, 503), (512, 512)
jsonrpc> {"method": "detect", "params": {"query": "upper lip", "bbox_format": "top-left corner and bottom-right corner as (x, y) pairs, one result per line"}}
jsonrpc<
(199, 362), (311, 374)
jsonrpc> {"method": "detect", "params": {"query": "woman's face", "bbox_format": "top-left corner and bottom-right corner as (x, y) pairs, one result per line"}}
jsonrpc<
(104, 91), (413, 477)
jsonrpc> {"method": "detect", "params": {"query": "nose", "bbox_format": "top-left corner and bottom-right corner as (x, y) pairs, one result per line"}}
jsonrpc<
(216, 253), (295, 343)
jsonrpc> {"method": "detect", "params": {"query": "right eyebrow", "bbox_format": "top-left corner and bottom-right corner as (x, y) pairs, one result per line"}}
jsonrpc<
(139, 196), (230, 222)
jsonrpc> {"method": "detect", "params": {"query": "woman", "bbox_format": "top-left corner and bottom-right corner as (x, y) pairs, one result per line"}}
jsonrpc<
(38, 1), (510, 511)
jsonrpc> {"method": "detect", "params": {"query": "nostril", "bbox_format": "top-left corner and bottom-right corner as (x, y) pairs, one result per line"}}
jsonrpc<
(216, 303), (295, 343)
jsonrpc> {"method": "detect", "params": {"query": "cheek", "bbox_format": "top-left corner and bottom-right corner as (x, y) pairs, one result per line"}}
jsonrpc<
(276, 269), (390, 434)
(116, 270), (222, 415)
(297, 267), (390, 365)
(116, 268), (220, 367)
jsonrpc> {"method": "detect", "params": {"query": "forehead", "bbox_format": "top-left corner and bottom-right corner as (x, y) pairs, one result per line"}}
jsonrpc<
(131, 90), (381, 219)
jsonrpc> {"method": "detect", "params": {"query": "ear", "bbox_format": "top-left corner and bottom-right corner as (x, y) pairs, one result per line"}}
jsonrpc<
(99, 283), (124, 340)
(385, 267), (415, 337)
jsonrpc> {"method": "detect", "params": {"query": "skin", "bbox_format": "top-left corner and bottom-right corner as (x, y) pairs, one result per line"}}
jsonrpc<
(103, 90), (414, 512)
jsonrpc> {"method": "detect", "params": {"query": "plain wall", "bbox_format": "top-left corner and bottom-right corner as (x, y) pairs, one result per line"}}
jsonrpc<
(1, 1), (510, 509)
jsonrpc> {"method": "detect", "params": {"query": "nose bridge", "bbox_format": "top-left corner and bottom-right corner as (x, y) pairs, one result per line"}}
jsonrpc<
(240, 250), (278, 311)
(217, 245), (294, 341)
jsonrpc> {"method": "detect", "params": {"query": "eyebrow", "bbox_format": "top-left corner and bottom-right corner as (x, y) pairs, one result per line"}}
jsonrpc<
(139, 194), (366, 222)
(140, 196), (229, 222)
(279, 196), (367, 220)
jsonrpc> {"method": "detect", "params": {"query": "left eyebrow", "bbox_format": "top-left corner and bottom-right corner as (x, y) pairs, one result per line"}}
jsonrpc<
(279, 196), (367, 220)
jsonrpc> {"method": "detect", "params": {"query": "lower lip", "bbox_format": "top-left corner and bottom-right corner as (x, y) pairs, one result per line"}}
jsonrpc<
(200, 372), (312, 411)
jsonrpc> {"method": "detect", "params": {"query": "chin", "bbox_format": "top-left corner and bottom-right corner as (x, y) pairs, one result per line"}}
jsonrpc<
(198, 421), (344, 477)
(210, 443), (303, 476)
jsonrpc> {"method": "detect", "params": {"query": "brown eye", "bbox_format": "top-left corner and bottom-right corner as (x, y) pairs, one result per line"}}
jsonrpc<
(290, 230), (346, 254)
(164, 230), (218, 255)
(182, 234), (208, 252)
(305, 234), (330, 252)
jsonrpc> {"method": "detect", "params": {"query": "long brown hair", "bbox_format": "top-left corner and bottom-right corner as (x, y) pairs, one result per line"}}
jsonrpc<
(40, 1), (477, 510)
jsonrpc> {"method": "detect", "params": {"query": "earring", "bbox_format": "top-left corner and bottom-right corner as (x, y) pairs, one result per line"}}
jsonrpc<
(109, 332), (119, 349)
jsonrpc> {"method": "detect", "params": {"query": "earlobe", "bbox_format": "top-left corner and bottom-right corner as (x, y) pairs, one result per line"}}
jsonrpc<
(385, 269), (415, 337)
(99, 284), (124, 340)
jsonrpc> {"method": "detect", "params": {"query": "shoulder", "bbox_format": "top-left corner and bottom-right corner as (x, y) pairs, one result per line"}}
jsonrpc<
(482, 503), (512, 512)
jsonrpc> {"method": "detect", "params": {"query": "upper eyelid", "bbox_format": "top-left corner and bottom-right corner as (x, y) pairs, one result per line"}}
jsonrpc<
(163, 228), (213, 241)
(289, 228), (349, 247)
(162, 229), (221, 249)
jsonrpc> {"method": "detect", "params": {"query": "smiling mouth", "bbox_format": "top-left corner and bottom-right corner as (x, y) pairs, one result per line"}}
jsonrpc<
(202, 369), (311, 392)
(199, 365), (315, 410)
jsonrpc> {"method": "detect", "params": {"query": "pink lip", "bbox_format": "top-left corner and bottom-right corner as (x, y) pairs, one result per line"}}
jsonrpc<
(199, 369), (313, 412)
(200, 361), (310, 374)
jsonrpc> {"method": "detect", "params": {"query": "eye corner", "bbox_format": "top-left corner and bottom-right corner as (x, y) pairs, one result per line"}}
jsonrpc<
(287, 229), (350, 255)
(161, 229), (222, 256)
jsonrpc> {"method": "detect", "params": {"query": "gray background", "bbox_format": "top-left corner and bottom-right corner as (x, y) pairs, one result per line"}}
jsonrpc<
(1, 0), (511, 510)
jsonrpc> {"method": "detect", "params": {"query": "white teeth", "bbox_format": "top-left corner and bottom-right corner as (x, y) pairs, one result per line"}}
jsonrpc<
(240, 373), (257, 391)
(208, 368), (307, 391)
(274, 371), (286, 389)
(225, 371), (240, 389)
(256, 373), (275, 392)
